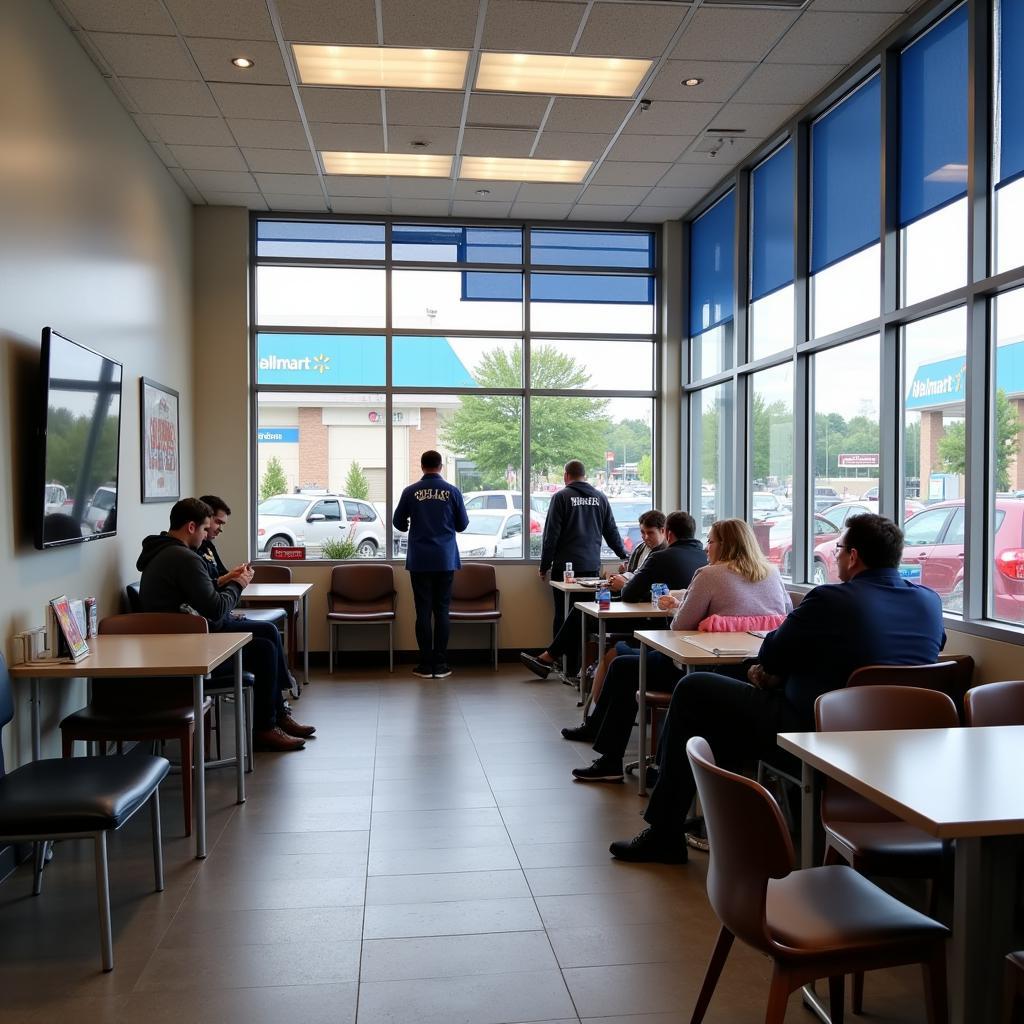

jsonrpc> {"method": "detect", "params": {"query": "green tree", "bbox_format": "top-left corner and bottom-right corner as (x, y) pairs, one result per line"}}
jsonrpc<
(344, 460), (369, 499)
(604, 418), (651, 467)
(259, 455), (287, 501)
(637, 452), (652, 484)
(440, 345), (610, 485)
(751, 393), (792, 484)
(937, 388), (1020, 490)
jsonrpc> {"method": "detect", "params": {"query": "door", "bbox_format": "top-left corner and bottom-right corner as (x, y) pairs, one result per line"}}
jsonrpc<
(498, 513), (523, 558)
(899, 506), (955, 587)
(306, 499), (342, 545)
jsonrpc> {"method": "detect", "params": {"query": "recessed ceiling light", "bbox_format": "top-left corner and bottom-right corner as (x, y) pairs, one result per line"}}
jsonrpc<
(320, 151), (453, 177)
(460, 156), (591, 183)
(231, 57), (254, 69)
(292, 44), (469, 90)
(683, 77), (703, 87)
(475, 53), (651, 98)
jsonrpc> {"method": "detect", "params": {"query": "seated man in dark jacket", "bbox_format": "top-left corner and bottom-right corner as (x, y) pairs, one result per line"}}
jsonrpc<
(521, 510), (707, 680)
(609, 513), (946, 863)
(137, 497), (314, 752)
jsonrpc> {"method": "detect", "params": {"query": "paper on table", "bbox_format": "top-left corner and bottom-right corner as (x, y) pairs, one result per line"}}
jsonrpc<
(682, 633), (759, 657)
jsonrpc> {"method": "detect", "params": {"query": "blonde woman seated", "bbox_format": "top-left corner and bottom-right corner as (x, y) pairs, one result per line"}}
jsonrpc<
(566, 519), (792, 785)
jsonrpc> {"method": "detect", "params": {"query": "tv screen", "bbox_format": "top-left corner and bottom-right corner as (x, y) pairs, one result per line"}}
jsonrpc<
(35, 328), (123, 549)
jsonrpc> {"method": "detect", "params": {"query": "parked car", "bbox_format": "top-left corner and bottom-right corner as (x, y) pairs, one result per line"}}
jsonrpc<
(600, 497), (654, 559)
(456, 510), (542, 558)
(752, 491), (790, 521)
(817, 499), (926, 532)
(529, 492), (553, 519)
(257, 493), (385, 557)
(760, 513), (841, 578)
(84, 485), (116, 534)
(463, 490), (521, 512)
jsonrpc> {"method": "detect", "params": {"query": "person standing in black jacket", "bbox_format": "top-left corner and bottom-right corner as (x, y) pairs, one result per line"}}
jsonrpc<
(539, 460), (627, 638)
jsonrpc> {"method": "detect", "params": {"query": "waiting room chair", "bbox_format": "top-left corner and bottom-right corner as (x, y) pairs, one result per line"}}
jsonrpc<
(685, 735), (949, 1024)
(815, 684), (959, 1014)
(450, 563), (501, 670)
(59, 614), (215, 836)
(0, 653), (169, 972)
(964, 679), (1024, 726)
(847, 655), (974, 719)
(327, 564), (397, 673)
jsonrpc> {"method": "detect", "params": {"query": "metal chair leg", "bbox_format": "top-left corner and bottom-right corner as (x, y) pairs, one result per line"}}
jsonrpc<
(329, 623), (334, 674)
(388, 622), (394, 673)
(150, 789), (165, 892)
(244, 687), (254, 772)
(492, 623), (498, 671)
(93, 831), (114, 971)
(32, 840), (46, 895)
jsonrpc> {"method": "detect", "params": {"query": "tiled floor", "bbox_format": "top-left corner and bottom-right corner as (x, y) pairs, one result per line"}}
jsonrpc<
(0, 666), (933, 1022)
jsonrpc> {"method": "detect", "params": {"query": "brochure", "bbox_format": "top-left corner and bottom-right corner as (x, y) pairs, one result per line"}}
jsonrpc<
(49, 594), (91, 662)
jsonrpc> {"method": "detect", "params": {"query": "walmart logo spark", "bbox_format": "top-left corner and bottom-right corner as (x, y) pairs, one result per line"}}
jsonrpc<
(313, 353), (330, 374)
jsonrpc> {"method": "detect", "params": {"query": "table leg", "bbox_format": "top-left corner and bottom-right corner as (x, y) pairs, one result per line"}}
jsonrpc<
(192, 674), (207, 859)
(30, 678), (41, 760)
(562, 590), (571, 682)
(233, 651), (245, 805)
(637, 643), (647, 796)
(302, 592), (309, 688)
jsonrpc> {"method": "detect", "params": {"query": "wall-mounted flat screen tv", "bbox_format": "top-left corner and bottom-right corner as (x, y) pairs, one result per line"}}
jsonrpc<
(34, 328), (123, 549)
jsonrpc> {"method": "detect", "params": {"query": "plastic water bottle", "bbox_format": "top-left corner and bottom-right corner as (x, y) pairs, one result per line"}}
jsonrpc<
(597, 586), (611, 611)
(563, 561), (575, 584)
(651, 583), (666, 606)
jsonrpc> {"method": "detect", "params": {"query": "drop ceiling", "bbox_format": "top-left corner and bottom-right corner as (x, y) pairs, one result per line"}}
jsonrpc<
(51, 0), (925, 222)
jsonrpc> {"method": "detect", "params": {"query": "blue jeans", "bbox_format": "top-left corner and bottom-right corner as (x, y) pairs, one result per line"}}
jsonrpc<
(212, 617), (288, 729)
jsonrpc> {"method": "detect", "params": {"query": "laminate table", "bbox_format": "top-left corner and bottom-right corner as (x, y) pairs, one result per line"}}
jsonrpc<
(10, 632), (251, 859)
(777, 724), (1024, 1024)
(240, 582), (313, 691)
(547, 579), (603, 686)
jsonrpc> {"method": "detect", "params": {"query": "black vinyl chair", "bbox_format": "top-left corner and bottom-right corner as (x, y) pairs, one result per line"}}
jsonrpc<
(0, 653), (169, 971)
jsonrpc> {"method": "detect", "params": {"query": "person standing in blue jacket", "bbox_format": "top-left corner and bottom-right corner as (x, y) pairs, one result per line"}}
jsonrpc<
(393, 450), (469, 679)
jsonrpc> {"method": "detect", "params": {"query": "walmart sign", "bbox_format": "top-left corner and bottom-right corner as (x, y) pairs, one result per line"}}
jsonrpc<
(257, 428), (299, 444)
(256, 333), (384, 386)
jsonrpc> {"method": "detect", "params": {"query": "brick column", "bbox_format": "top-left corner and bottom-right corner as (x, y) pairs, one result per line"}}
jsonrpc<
(409, 407), (439, 479)
(298, 407), (328, 491)
(917, 410), (945, 496)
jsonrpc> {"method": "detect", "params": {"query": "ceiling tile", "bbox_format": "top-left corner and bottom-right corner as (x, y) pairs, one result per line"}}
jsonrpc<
(61, 0), (176, 34)
(453, 180), (520, 201)
(646, 60), (757, 104)
(210, 83), (300, 120)
(732, 63), (843, 105)
(168, 144), (249, 171)
(254, 172), (324, 195)
(131, 112), (162, 141)
(481, 1), (585, 52)
(533, 132), (608, 160)
(227, 118), (311, 149)
(621, 101), (719, 137)
(567, 205), (633, 221)
(509, 203), (571, 220)
(577, 3), (687, 58)
(387, 125), (459, 152)
(331, 198), (395, 215)
(184, 38), (290, 85)
(201, 190), (268, 208)
(276, 0), (378, 44)
(657, 162), (730, 189)
(544, 98), (631, 134)
(628, 206), (679, 223)
(324, 176), (393, 197)
(167, 166), (202, 199)
(161, 0), (276, 40)
(767, 12), (899, 65)
(242, 148), (318, 173)
(578, 184), (650, 205)
(590, 161), (669, 186)
(387, 178), (454, 199)
(646, 185), (706, 207)
(146, 113), (235, 145)
(452, 200), (514, 217)
(119, 77), (220, 116)
(467, 93), (549, 129)
(310, 122), (386, 150)
(87, 33), (198, 80)
(391, 199), (449, 216)
(674, 135), (759, 164)
(150, 141), (175, 164)
(517, 182), (583, 202)
(300, 88), (382, 125)
(187, 168), (260, 191)
(461, 128), (535, 157)
(707, 102), (799, 138)
(673, 8), (799, 63)
(381, 0), (482, 48)
(386, 91), (466, 128)
(608, 134), (693, 162)
(262, 194), (331, 211)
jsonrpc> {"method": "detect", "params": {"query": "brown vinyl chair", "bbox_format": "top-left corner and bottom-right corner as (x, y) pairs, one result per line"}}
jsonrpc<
(815, 685), (959, 1014)
(685, 735), (949, 1024)
(1004, 951), (1024, 1024)
(59, 613), (214, 836)
(449, 563), (501, 670)
(847, 655), (975, 719)
(328, 564), (397, 673)
(964, 679), (1024, 726)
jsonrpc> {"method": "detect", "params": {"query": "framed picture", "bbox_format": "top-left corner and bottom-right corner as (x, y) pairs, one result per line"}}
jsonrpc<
(140, 377), (180, 503)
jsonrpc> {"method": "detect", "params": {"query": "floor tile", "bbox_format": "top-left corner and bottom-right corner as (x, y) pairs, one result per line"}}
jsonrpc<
(363, 896), (542, 938)
(366, 869), (530, 904)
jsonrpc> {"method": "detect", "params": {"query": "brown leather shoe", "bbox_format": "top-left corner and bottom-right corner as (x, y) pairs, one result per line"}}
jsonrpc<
(278, 715), (316, 738)
(253, 726), (305, 752)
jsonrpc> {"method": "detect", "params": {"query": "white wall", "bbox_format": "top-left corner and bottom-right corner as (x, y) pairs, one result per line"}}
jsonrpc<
(0, 0), (194, 763)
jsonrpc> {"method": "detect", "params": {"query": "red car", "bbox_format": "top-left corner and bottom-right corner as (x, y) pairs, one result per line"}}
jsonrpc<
(759, 513), (841, 578)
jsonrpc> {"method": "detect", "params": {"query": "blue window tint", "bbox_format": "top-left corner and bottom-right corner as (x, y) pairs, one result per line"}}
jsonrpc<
(530, 273), (654, 305)
(393, 337), (478, 387)
(393, 225), (522, 264)
(530, 229), (655, 269)
(750, 142), (794, 302)
(689, 191), (735, 335)
(460, 272), (525, 301)
(810, 76), (880, 274)
(997, 0), (1024, 187)
(899, 5), (968, 226)
(256, 221), (385, 260)
(256, 333), (384, 386)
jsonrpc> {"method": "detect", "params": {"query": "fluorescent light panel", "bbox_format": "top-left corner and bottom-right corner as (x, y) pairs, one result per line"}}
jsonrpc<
(460, 156), (591, 183)
(476, 52), (651, 98)
(293, 44), (469, 89)
(321, 151), (453, 177)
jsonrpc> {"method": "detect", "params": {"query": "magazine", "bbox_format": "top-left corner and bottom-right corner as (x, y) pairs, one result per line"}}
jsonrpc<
(49, 594), (91, 662)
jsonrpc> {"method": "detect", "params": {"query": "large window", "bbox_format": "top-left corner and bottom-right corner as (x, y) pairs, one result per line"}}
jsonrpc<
(994, 0), (1024, 273)
(690, 382), (734, 541)
(689, 192), (735, 377)
(751, 363), (794, 579)
(252, 222), (657, 560)
(750, 143), (794, 361)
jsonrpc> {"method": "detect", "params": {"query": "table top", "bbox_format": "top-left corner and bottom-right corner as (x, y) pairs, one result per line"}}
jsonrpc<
(549, 579), (603, 593)
(576, 601), (675, 620)
(242, 582), (313, 600)
(9, 632), (251, 678)
(634, 628), (763, 665)
(778, 725), (1024, 839)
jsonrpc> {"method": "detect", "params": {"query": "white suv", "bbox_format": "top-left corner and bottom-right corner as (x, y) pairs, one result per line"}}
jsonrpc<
(257, 493), (385, 557)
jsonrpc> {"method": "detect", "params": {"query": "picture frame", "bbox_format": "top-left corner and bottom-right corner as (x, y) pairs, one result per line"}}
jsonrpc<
(140, 377), (180, 503)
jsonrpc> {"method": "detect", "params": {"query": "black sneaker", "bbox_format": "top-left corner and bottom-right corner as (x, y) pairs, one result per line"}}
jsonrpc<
(412, 665), (433, 679)
(644, 764), (660, 788)
(609, 827), (688, 864)
(572, 756), (624, 783)
(561, 719), (596, 741)
(433, 664), (452, 679)
(519, 652), (552, 679)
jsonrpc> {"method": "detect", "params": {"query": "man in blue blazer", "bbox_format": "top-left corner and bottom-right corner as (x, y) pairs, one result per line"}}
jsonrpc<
(610, 513), (946, 864)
